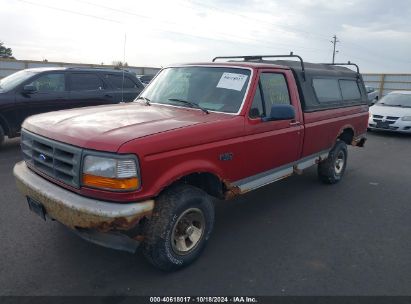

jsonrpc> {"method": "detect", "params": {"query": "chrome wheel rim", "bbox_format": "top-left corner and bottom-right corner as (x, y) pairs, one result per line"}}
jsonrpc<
(171, 208), (205, 255)
(335, 150), (345, 174)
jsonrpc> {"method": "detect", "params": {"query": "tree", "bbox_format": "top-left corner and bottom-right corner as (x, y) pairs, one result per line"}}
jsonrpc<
(0, 41), (15, 59)
(112, 61), (128, 69)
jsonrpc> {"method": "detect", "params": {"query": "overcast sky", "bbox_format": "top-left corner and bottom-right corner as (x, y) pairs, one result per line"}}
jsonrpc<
(1, 0), (410, 72)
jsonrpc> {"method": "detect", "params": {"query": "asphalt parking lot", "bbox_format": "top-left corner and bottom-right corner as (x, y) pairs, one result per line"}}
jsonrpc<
(0, 131), (410, 296)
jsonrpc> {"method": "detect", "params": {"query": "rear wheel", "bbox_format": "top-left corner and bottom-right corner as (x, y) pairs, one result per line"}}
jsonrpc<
(318, 140), (348, 184)
(142, 184), (215, 271)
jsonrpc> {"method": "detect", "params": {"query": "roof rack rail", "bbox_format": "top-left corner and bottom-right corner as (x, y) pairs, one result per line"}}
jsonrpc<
(212, 52), (306, 80)
(321, 62), (360, 75)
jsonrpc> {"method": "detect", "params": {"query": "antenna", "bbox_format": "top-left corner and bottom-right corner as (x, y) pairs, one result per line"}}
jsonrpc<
(121, 32), (126, 102)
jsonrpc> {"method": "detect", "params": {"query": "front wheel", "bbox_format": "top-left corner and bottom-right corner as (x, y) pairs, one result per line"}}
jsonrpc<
(318, 140), (348, 184)
(142, 184), (215, 271)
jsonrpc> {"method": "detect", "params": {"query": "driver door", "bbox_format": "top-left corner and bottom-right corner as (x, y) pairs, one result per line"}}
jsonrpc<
(243, 70), (303, 181)
(15, 72), (69, 127)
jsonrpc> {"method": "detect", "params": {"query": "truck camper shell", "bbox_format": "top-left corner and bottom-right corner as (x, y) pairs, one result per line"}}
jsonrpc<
(213, 54), (368, 111)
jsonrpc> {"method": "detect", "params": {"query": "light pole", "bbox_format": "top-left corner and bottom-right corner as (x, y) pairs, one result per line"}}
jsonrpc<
(331, 35), (340, 64)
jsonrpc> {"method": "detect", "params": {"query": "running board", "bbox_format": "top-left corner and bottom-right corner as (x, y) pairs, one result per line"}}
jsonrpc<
(233, 150), (330, 193)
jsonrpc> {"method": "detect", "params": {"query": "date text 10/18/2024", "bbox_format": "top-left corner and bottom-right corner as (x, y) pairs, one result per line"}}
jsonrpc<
(149, 297), (258, 303)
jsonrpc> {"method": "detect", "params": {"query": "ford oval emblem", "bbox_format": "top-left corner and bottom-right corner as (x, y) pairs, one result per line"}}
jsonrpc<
(39, 154), (47, 162)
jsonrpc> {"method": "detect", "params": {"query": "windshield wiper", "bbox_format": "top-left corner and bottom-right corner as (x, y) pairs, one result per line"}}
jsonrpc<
(168, 98), (209, 114)
(136, 96), (151, 106)
(382, 103), (403, 107)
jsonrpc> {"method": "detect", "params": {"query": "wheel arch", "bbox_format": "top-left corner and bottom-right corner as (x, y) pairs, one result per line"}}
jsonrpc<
(152, 160), (228, 200)
(336, 125), (355, 146)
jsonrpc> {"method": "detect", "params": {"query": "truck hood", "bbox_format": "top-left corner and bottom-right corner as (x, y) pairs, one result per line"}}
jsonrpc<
(370, 104), (411, 117)
(23, 103), (233, 152)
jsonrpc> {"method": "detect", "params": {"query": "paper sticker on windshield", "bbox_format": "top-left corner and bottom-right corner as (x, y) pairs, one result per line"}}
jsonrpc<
(217, 73), (248, 91)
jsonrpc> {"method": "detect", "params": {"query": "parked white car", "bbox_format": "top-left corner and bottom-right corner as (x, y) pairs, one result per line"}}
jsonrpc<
(368, 91), (411, 133)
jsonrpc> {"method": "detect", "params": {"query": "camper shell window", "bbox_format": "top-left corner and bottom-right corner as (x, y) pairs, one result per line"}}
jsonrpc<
(253, 60), (368, 112)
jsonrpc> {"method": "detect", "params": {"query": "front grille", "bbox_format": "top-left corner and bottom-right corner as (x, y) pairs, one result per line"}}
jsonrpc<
(21, 130), (82, 188)
(373, 115), (400, 124)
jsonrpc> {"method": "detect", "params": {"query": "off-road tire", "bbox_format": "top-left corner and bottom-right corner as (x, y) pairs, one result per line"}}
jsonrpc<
(318, 140), (348, 184)
(142, 184), (215, 271)
(0, 125), (5, 147)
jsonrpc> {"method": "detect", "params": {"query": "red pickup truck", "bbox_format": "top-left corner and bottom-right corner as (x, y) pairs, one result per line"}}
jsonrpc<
(14, 54), (368, 271)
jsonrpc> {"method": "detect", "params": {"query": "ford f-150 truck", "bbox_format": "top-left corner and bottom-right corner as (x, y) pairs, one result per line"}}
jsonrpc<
(14, 54), (368, 271)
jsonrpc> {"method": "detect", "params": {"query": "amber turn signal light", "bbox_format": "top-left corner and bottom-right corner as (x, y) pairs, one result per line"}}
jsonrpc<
(82, 174), (139, 191)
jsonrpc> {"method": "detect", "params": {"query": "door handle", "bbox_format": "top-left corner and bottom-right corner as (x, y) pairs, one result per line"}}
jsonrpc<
(289, 121), (301, 126)
(105, 94), (113, 98)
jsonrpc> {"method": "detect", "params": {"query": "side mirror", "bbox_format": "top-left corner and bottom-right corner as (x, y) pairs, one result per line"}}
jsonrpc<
(262, 104), (295, 122)
(23, 85), (37, 94)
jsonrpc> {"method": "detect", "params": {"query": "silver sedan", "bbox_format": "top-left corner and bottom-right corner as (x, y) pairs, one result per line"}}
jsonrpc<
(366, 86), (379, 105)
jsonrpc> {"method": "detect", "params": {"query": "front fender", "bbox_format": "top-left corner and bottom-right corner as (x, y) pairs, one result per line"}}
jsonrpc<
(148, 158), (225, 197)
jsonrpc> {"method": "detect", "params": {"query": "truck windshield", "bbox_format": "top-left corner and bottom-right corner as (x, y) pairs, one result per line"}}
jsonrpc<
(138, 66), (251, 113)
(0, 70), (38, 92)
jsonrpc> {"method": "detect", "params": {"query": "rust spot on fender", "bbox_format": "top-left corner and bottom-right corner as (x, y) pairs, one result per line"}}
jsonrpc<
(352, 136), (366, 147)
(223, 180), (242, 200)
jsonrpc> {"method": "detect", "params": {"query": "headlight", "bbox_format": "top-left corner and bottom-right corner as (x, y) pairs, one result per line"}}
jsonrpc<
(82, 155), (139, 191)
(401, 116), (411, 121)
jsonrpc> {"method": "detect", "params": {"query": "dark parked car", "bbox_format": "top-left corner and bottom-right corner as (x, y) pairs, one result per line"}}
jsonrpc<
(138, 74), (155, 85)
(0, 67), (144, 146)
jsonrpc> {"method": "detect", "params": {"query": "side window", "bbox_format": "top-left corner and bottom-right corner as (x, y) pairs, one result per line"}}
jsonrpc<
(105, 74), (140, 89)
(339, 79), (361, 100)
(249, 85), (264, 118)
(260, 73), (291, 108)
(123, 77), (138, 89)
(28, 74), (65, 92)
(70, 73), (104, 91)
(312, 78), (342, 103)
